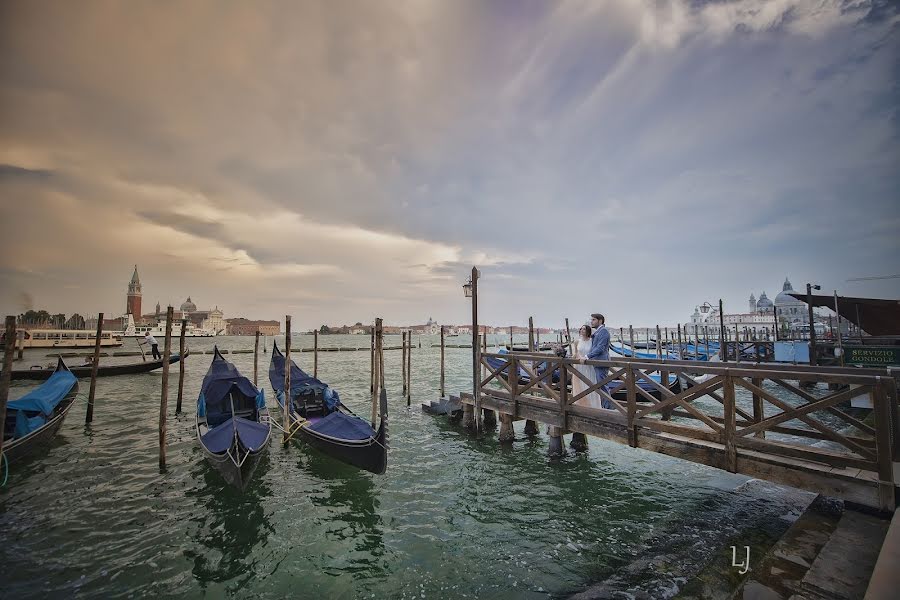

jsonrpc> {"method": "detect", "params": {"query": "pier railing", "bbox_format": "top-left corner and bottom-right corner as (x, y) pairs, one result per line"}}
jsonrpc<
(474, 351), (899, 510)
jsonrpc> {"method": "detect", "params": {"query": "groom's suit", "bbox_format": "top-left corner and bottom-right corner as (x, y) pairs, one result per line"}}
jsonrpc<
(586, 325), (611, 408)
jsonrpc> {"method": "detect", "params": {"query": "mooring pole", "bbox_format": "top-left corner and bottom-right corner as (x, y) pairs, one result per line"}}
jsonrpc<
(369, 326), (375, 398)
(406, 331), (412, 407)
(175, 319), (186, 414)
(159, 306), (173, 469)
(284, 316), (292, 442)
(402, 331), (408, 398)
(718, 300), (726, 362)
(85, 312), (103, 424)
(16, 329), (24, 361)
(509, 325), (513, 350)
(439, 325), (446, 399)
(0, 316), (18, 461)
(313, 329), (319, 378)
(523, 315), (538, 435)
(253, 330), (260, 386)
(372, 318), (382, 427)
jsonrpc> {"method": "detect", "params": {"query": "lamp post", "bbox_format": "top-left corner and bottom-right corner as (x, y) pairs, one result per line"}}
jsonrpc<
(463, 267), (481, 432)
(806, 283), (821, 366)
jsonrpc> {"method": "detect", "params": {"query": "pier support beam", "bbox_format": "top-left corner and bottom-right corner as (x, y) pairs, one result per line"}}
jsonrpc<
(547, 426), (565, 457)
(570, 432), (589, 452)
(462, 404), (476, 429)
(482, 408), (497, 429)
(524, 419), (539, 435)
(498, 414), (515, 443)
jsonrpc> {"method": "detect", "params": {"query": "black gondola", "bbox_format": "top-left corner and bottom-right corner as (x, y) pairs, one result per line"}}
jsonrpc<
(270, 342), (387, 475)
(2, 351), (188, 381)
(3, 357), (79, 464)
(196, 347), (271, 491)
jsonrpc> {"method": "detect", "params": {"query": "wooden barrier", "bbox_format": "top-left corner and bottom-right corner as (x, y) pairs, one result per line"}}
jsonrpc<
(85, 312), (103, 424)
(465, 350), (899, 511)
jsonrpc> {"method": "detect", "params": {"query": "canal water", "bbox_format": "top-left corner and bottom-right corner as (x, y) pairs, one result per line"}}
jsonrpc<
(2, 334), (817, 599)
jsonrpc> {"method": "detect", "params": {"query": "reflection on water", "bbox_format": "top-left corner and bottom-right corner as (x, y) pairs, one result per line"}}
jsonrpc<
(0, 335), (816, 599)
(185, 450), (275, 590)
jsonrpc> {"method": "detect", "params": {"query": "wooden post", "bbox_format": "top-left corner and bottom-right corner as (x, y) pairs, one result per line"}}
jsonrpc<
(806, 283), (817, 366)
(676, 324), (683, 360)
(253, 330), (260, 386)
(723, 370), (737, 473)
(508, 325), (513, 349)
(159, 306), (174, 468)
(407, 331), (412, 407)
(752, 376), (764, 439)
(718, 299), (726, 362)
(313, 329), (319, 378)
(0, 316), (18, 461)
(175, 319), (186, 414)
(536, 327), (540, 348)
(629, 326), (635, 356)
(474, 333), (482, 432)
(873, 378), (895, 511)
(564, 318), (571, 346)
(16, 330), (24, 361)
(626, 363), (637, 448)
(439, 325), (446, 398)
(85, 312), (103, 424)
(499, 354), (517, 443)
(523, 316), (538, 435)
(372, 318), (383, 427)
(284, 316), (292, 442)
(401, 331), (408, 398)
(735, 324), (741, 363)
(370, 326), (375, 397)
(834, 291), (844, 367)
(656, 324), (662, 359)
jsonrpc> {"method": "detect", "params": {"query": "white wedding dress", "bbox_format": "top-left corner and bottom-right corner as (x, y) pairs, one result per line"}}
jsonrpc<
(571, 338), (603, 409)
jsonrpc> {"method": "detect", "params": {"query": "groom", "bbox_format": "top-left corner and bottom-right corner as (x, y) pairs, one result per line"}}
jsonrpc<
(583, 313), (611, 409)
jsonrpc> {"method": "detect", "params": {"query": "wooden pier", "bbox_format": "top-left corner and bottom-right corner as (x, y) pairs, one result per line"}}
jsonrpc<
(458, 351), (899, 511)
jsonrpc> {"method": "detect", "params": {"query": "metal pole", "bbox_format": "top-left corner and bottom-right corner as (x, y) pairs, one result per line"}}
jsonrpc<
(471, 266), (481, 433)
(718, 299), (726, 362)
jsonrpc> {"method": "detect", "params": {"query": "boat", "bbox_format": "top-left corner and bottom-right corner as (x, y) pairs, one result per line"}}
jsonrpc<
(1, 329), (124, 349)
(270, 342), (387, 474)
(2, 357), (79, 464)
(3, 350), (189, 381)
(196, 347), (271, 490)
(122, 314), (217, 338)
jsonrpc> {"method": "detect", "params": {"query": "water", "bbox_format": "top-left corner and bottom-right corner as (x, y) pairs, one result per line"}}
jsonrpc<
(2, 334), (817, 598)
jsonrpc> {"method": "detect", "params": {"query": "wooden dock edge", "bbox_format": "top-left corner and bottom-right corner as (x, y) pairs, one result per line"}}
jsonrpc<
(460, 391), (888, 509)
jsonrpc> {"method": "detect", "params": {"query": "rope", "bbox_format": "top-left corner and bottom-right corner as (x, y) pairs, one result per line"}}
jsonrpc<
(1, 451), (7, 487)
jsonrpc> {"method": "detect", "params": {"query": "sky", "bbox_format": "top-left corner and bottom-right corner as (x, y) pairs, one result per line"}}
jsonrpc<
(1, 0), (898, 331)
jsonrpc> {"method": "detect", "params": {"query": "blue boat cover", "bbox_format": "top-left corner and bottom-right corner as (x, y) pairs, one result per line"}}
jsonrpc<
(7, 367), (76, 437)
(308, 412), (375, 441)
(269, 343), (340, 411)
(201, 416), (270, 453)
(197, 349), (264, 426)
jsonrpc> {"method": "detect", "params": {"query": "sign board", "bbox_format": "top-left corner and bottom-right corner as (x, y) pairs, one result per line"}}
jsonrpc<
(774, 341), (810, 363)
(843, 346), (900, 366)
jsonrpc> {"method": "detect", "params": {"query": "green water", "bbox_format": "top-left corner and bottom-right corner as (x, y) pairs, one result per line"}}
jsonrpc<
(1, 335), (815, 599)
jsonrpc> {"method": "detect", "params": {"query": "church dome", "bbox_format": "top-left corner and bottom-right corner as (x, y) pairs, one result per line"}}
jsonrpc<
(180, 296), (197, 312)
(775, 277), (803, 307)
(756, 291), (774, 313)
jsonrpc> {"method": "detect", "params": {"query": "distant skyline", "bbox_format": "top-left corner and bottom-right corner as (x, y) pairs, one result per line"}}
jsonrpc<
(1, 1), (898, 331)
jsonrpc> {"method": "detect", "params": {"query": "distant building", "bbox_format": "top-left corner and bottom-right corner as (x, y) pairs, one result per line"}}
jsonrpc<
(226, 318), (280, 336)
(126, 265), (142, 318)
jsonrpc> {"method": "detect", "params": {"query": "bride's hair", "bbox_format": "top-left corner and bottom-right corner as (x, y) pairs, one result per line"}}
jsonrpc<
(580, 325), (592, 338)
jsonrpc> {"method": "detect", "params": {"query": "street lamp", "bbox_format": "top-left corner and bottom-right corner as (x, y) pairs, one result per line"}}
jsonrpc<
(699, 302), (712, 314)
(806, 283), (821, 366)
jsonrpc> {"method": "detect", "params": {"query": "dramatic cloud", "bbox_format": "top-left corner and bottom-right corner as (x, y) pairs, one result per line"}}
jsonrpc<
(1, 0), (897, 329)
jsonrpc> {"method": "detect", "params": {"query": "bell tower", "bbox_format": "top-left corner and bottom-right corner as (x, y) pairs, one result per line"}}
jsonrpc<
(126, 265), (142, 317)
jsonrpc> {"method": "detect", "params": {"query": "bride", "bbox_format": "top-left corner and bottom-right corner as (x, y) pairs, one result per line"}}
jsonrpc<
(570, 325), (603, 408)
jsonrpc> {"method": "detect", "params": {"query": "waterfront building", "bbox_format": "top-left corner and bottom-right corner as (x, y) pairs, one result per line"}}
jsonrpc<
(225, 318), (281, 336)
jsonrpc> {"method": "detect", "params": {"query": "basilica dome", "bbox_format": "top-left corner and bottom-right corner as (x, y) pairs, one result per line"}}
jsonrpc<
(180, 296), (197, 313)
(755, 291), (774, 313)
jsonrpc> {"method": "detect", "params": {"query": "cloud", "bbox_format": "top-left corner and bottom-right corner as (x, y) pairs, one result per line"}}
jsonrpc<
(0, 0), (897, 328)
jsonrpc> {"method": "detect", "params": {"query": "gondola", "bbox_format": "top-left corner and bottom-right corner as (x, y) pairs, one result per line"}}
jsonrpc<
(196, 347), (271, 490)
(2, 350), (189, 381)
(3, 357), (79, 464)
(270, 342), (387, 474)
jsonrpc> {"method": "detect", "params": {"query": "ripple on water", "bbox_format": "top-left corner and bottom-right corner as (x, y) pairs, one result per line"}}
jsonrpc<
(2, 336), (812, 598)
